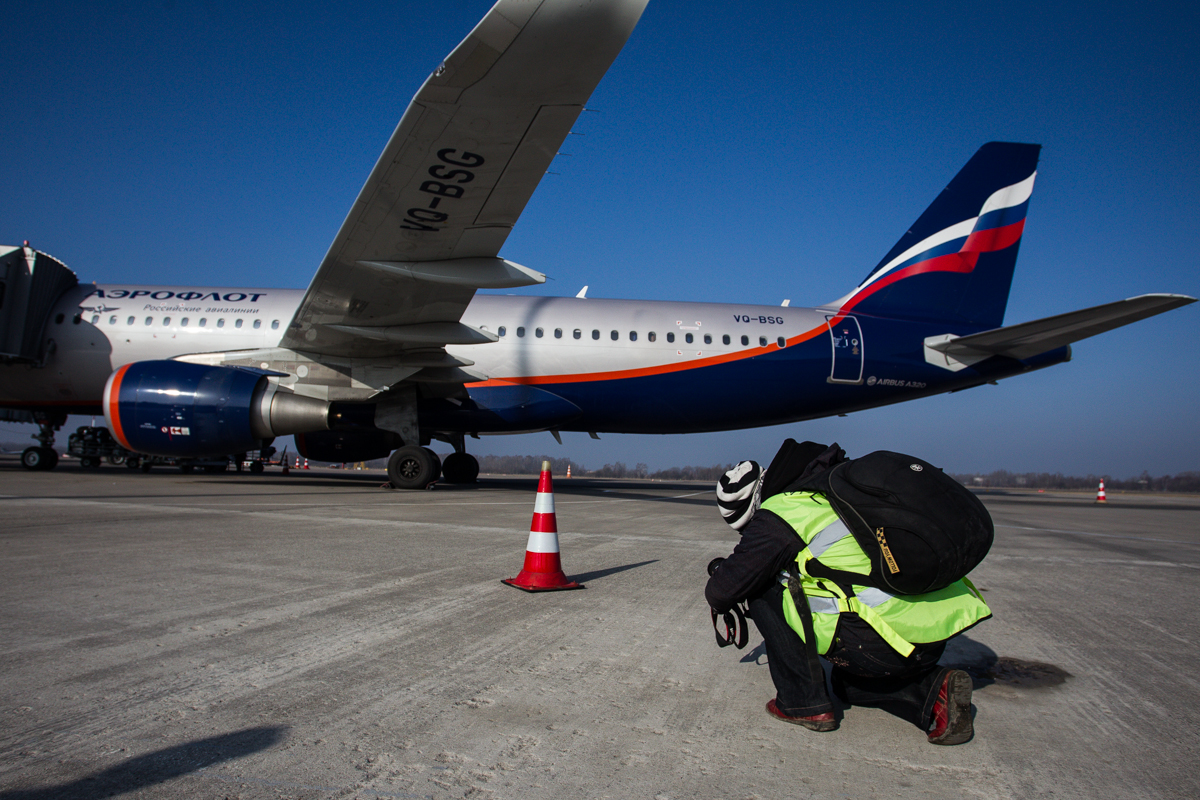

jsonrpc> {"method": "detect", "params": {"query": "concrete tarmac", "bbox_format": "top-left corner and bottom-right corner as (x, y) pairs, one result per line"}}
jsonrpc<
(1, 459), (1198, 799)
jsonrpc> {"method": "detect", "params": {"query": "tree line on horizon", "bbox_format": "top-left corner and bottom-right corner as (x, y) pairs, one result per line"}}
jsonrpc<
(5, 439), (1194, 492)
(476, 456), (1200, 492)
(948, 469), (1200, 493)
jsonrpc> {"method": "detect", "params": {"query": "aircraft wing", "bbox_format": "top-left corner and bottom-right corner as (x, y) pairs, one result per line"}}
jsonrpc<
(925, 293), (1196, 365)
(279, 0), (649, 360)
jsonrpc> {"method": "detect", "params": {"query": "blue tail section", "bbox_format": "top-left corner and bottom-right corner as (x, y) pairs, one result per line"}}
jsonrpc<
(839, 142), (1042, 329)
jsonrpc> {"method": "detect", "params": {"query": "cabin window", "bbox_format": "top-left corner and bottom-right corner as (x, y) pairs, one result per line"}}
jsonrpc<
(199, 318), (207, 327)
(253, 319), (261, 329)
(778, 337), (786, 348)
(72, 314), (81, 324)
(517, 326), (525, 337)
(181, 318), (189, 327)
(217, 319), (224, 328)
(109, 315), (117, 325)
(704, 334), (712, 345)
(127, 316), (135, 325)
(721, 334), (730, 345)
(145, 317), (153, 326)
(666, 332), (675, 343)
(535, 327), (544, 338)
(741, 335), (749, 346)
(55, 313), (64, 324)
(498, 326), (506, 337)
(685, 333), (694, 344)
(648, 332), (656, 342)
(235, 319), (243, 329)
(90, 314), (99, 324)
(610, 330), (619, 341)
(554, 328), (562, 339)
(629, 331), (637, 342)
(162, 317), (171, 326)
(271, 320), (280, 330)
(592, 329), (600, 340)
(760, 336), (768, 346)
(573, 329), (581, 339)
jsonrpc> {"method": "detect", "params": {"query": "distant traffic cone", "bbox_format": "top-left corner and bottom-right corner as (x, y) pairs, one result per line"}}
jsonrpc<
(566, 464), (571, 478)
(295, 457), (300, 468)
(1095, 480), (1108, 504)
(303, 458), (309, 470)
(281, 459), (290, 475)
(503, 461), (583, 592)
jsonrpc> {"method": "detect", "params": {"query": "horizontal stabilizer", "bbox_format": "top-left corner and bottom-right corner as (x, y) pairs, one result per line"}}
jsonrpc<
(925, 293), (1196, 369)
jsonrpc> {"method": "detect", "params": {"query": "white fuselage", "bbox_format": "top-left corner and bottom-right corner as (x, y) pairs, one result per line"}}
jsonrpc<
(0, 283), (831, 410)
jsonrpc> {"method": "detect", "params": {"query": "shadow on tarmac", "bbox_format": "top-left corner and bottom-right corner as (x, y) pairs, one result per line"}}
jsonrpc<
(570, 559), (659, 583)
(0, 726), (287, 800)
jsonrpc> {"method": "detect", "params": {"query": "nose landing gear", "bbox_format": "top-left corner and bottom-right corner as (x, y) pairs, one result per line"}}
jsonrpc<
(20, 412), (65, 471)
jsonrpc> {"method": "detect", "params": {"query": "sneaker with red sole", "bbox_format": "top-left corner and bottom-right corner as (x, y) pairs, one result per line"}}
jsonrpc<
(928, 669), (973, 745)
(765, 699), (837, 731)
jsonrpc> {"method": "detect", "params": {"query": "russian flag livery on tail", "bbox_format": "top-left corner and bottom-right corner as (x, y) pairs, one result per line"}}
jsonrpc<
(0, 3), (1193, 488)
(839, 142), (1041, 329)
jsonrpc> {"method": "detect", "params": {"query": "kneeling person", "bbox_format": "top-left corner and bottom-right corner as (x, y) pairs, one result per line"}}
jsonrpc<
(705, 451), (990, 745)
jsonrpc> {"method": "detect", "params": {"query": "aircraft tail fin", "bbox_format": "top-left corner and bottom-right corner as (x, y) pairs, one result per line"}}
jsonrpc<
(833, 142), (1042, 329)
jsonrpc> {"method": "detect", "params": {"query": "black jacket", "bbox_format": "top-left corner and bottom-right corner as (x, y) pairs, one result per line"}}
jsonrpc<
(704, 509), (804, 613)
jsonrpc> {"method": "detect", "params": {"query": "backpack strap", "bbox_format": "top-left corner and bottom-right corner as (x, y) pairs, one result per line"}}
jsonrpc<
(785, 568), (827, 681)
(793, 552), (918, 659)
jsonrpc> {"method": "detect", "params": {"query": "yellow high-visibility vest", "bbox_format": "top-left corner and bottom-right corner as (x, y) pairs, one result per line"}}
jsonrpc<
(761, 492), (992, 657)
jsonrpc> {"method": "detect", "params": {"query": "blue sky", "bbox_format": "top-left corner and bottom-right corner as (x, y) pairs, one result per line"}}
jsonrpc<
(3, 0), (1198, 477)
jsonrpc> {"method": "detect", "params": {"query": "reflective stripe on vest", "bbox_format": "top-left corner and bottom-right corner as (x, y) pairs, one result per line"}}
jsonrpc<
(807, 518), (852, 559)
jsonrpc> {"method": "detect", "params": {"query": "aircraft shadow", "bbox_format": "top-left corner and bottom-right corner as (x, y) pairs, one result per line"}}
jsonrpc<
(0, 726), (286, 800)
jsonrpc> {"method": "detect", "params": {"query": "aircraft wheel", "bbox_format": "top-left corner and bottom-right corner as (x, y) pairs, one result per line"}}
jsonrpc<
(388, 445), (438, 489)
(109, 454), (126, 466)
(80, 455), (102, 469)
(204, 464), (228, 474)
(21, 447), (57, 471)
(250, 460), (265, 474)
(126, 456), (141, 469)
(140, 460), (153, 472)
(442, 452), (479, 484)
(424, 448), (442, 480)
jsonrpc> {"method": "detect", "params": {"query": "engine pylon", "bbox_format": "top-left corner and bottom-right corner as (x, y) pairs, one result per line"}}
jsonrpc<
(503, 461), (583, 592)
(1095, 480), (1108, 504)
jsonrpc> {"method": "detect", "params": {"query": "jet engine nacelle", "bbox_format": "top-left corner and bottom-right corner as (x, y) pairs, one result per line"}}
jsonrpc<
(103, 360), (331, 457)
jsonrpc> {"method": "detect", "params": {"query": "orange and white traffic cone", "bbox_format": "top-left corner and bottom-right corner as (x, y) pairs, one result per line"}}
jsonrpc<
(566, 464), (571, 478)
(303, 458), (309, 470)
(503, 461), (583, 592)
(281, 459), (290, 475)
(1095, 480), (1108, 504)
(295, 457), (301, 468)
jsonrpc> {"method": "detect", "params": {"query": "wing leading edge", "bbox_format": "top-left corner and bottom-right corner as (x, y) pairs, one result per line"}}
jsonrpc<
(281, 0), (650, 360)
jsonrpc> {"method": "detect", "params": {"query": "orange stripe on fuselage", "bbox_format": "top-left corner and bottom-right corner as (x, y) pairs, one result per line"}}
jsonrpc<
(105, 364), (132, 450)
(466, 319), (830, 388)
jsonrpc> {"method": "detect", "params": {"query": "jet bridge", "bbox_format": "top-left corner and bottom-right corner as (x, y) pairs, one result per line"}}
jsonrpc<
(0, 243), (78, 364)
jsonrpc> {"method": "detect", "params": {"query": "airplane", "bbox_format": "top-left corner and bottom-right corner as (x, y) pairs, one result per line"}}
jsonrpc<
(0, 0), (1194, 488)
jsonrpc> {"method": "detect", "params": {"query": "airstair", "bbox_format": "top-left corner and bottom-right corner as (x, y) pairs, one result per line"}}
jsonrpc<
(1, 243), (78, 364)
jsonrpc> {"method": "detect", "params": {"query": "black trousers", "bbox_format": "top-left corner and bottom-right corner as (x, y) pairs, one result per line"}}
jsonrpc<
(747, 582), (951, 729)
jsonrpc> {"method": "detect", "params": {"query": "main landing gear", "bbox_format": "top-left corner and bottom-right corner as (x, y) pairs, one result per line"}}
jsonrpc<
(20, 412), (65, 471)
(385, 444), (479, 489)
(441, 451), (479, 484)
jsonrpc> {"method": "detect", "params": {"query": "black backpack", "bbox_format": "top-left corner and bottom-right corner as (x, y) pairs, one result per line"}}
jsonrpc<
(768, 442), (993, 595)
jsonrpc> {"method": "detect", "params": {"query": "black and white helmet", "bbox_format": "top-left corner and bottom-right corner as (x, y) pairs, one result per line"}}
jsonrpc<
(717, 460), (764, 531)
